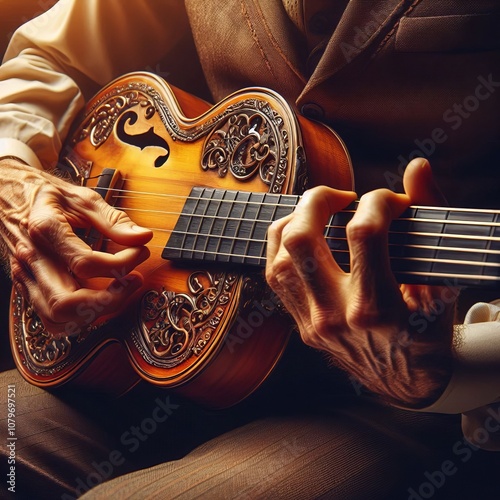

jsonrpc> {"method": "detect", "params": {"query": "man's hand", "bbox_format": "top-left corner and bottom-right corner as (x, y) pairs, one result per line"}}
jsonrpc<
(266, 158), (455, 408)
(0, 159), (153, 337)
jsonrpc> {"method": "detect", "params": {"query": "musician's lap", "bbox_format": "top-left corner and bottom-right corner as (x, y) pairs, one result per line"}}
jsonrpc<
(2, 339), (498, 499)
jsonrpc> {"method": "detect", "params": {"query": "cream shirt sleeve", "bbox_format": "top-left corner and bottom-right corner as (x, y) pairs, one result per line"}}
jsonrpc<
(420, 301), (500, 414)
(0, 0), (190, 169)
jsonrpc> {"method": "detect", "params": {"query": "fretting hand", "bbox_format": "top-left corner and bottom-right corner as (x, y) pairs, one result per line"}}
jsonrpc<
(0, 159), (153, 337)
(266, 158), (456, 408)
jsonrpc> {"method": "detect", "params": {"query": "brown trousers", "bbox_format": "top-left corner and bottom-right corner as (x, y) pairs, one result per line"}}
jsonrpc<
(2, 332), (500, 499)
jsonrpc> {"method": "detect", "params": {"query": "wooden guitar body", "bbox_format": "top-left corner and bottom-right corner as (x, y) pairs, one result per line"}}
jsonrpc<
(9, 72), (352, 407)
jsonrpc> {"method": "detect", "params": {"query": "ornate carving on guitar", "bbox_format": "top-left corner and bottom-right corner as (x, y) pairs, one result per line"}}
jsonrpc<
(9, 72), (353, 408)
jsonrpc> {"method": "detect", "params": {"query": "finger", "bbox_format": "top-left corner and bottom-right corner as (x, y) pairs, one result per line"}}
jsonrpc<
(65, 189), (153, 246)
(279, 186), (356, 288)
(54, 233), (150, 280)
(28, 184), (152, 249)
(266, 187), (356, 339)
(39, 272), (144, 334)
(266, 187), (355, 289)
(403, 157), (448, 206)
(401, 159), (459, 312)
(11, 258), (73, 336)
(266, 213), (301, 312)
(11, 245), (144, 336)
(346, 189), (408, 325)
(25, 209), (150, 279)
(266, 213), (292, 272)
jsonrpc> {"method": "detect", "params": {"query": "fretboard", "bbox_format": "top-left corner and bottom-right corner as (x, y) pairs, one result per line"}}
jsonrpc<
(162, 187), (500, 288)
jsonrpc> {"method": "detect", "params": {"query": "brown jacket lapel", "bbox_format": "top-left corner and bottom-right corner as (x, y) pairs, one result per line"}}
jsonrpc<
(303, 0), (420, 94)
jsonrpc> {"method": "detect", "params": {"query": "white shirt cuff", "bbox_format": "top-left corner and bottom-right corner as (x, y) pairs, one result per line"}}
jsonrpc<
(0, 138), (43, 169)
(418, 301), (500, 414)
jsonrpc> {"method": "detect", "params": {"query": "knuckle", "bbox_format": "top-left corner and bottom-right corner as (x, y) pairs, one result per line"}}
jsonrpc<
(312, 310), (337, 333)
(265, 266), (276, 288)
(266, 256), (292, 289)
(281, 226), (312, 255)
(14, 242), (38, 267)
(267, 220), (279, 239)
(78, 185), (101, 205)
(68, 252), (90, 277)
(303, 325), (326, 348)
(45, 293), (69, 324)
(74, 186), (108, 215)
(345, 217), (380, 244)
(102, 201), (131, 227)
(345, 301), (378, 331)
(26, 214), (58, 241)
(299, 185), (332, 208)
(360, 188), (393, 205)
(306, 185), (332, 199)
(349, 190), (394, 241)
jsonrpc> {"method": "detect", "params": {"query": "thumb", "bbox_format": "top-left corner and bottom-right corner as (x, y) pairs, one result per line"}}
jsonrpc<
(402, 158), (447, 206)
(87, 197), (153, 246)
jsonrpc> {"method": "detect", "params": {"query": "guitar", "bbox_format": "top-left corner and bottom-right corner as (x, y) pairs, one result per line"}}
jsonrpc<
(9, 72), (500, 408)
(9, 72), (352, 407)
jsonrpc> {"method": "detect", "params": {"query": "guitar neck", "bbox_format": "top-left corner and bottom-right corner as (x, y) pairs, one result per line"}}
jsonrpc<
(162, 187), (500, 288)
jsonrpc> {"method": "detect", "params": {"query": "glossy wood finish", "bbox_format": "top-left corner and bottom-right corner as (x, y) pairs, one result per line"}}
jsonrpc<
(10, 73), (352, 407)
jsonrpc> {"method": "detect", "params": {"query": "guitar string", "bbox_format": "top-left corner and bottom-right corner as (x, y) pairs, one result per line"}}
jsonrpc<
(117, 202), (500, 242)
(149, 238), (500, 269)
(105, 182), (500, 215)
(100, 231), (500, 271)
(101, 185), (500, 224)
(121, 207), (500, 249)
(98, 227), (500, 281)
(130, 227), (500, 259)
(101, 237), (500, 282)
(90, 185), (500, 276)
(127, 222), (500, 251)
(122, 204), (500, 233)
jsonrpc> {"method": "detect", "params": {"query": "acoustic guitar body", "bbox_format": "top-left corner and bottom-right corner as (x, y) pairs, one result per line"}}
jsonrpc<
(9, 72), (352, 408)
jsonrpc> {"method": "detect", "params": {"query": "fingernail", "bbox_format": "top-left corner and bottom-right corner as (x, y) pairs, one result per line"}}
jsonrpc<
(411, 157), (429, 169)
(131, 225), (151, 234)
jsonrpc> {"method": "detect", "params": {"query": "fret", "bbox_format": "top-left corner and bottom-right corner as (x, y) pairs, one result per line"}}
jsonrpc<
(193, 188), (221, 261)
(439, 208), (496, 285)
(398, 206), (445, 283)
(184, 187), (210, 261)
(224, 191), (250, 264)
(243, 192), (265, 265)
(256, 193), (294, 265)
(205, 190), (236, 261)
(486, 211), (500, 265)
(217, 191), (248, 263)
(389, 207), (499, 286)
(326, 209), (351, 270)
(257, 194), (281, 263)
(246, 193), (287, 266)
(161, 186), (202, 260)
(443, 209), (496, 285)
